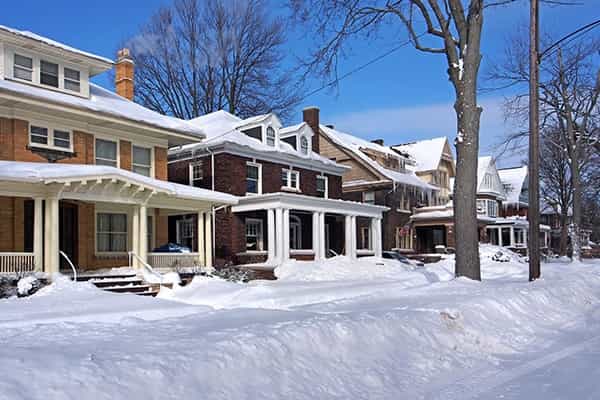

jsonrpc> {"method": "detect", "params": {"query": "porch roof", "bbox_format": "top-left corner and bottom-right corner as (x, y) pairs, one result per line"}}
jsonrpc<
(231, 192), (388, 218)
(0, 161), (238, 208)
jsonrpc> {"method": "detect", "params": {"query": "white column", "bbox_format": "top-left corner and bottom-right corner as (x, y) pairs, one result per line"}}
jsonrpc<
(267, 209), (276, 262)
(319, 212), (326, 259)
(33, 198), (43, 272)
(205, 211), (213, 267)
(282, 209), (290, 261)
(275, 208), (284, 263)
(498, 227), (503, 247)
(139, 205), (148, 265)
(131, 205), (140, 268)
(44, 197), (59, 274)
(350, 215), (357, 259)
(510, 226), (515, 247)
(312, 212), (320, 260)
(374, 218), (382, 257)
(345, 215), (353, 258)
(197, 212), (205, 266)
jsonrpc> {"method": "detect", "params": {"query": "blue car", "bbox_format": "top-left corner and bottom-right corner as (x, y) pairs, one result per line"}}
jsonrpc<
(152, 243), (192, 253)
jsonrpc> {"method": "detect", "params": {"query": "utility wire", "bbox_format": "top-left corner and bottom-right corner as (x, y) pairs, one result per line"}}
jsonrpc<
(539, 18), (600, 60)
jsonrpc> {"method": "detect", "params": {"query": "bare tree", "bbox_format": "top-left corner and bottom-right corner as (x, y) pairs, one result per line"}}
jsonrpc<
(125, 0), (303, 120)
(290, 0), (504, 280)
(490, 34), (600, 260)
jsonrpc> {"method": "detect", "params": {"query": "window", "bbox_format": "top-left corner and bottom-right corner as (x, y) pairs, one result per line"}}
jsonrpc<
(13, 54), (33, 81)
(96, 213), (127, 253)
(396, 226), (412, 250)
(29, 124), (72, 151)
(40, 60), (59, 88)
(266, 126), (276, 146)
(242, 126), (262, 141)
(64, 67), (81, 92)
(300, 136), (309, 155)
(246, 162), (261, 194)
(282, 169), (300, 190)
(487, 228), (500, 245)
(176, 217), (194, 250)
(360, 227), (371, 250)
(95, 138), (118, 167)
(364, 191), (375, 205)
(487, 200), (498, 217)
(245, 218), (263, 251)
(290, 215), (302, 250)
(189, 161), (203, 187)
(477, 199), (486, 214)
(132, 145), (152, 177)
(398, 190), (410, 211)
(514, 228), (525, 247)
(501, 227), (511, 247)
(316, 175), (328, 198)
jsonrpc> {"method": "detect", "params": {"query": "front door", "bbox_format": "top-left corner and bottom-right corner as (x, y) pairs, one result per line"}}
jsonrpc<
(59, 203), (78, 270)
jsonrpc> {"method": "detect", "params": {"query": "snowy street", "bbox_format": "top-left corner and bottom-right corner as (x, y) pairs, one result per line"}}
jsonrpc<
(1, 247), (600, 399)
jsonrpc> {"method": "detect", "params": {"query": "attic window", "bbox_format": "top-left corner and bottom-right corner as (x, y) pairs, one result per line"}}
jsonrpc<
(13, 54), (33, 81)
(64, 68), (81, 92)
(300, 136), (309, 155)
(266, 126), (276, 146)
(40, 60), (59, 88)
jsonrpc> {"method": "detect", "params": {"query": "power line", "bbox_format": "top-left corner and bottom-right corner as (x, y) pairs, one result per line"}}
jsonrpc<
(539, 18), (600, 60)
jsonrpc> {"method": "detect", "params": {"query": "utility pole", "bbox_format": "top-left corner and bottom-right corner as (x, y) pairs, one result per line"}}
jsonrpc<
(528, 0), (541, 281)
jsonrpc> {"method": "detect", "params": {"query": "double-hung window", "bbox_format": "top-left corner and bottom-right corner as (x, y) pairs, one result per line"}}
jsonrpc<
(487, 200), (498, 217)
(13, 54), (33, 82)
(96, 213), (127, 253)
(29, 124), (72, 151)
(246, 162), (261, 194)
(282, 169), (300, 190)
(316, 175), (328, 198)
(132, 145), (152, 177)
(64, 68), (81, 93)
(300, 136), (309, 155)
(95, 139), (118, 167)
(40, 60), (59, 88)
(246, 218), (263, 251)
(189, 161), (204, 187)
(266, 126), (276, 146)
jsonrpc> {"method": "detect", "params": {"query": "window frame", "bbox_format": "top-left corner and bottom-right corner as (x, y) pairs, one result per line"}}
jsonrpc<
(363, 191), (375, 205)
(28, 122), (73, 152)
(40, 60), (59, 88)
(131, 144), (153, 177)
(95, 212), (128, 254)
(63, 67), (81, 93)
(395, 226), (413, 250)
(360, 226), (372, 250)
(246, 162), (262, 195)
(316, 175), (328, 198)
(13, 53), (33, 82)
(281, 168), (300, 191)
(245, 218), (264, 252)
(94, 137), (119, 168)
(300, 136), (309, 155)
(176, 217), (195, 250)
(265, 126), (276, 147)
(189, 161), (204, 187)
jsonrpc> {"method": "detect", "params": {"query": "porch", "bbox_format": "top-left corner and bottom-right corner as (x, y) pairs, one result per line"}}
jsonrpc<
(0, 161), (237, 274)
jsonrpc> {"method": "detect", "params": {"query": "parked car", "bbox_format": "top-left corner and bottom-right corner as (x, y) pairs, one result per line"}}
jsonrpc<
(152, 243), (192, 253)
(382, 251), (425, 267)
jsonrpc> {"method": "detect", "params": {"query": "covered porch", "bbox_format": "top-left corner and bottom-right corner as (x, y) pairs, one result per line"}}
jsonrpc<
(231, 192), (387, 267)
(485, 218), (551, 255)
(0, 161), (237, 275)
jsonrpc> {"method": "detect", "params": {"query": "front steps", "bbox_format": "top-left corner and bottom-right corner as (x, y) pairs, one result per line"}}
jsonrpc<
(76, 272), (165, 297)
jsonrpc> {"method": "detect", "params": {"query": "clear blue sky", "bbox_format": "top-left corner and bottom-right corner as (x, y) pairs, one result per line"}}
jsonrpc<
(2, 0), (597, 167)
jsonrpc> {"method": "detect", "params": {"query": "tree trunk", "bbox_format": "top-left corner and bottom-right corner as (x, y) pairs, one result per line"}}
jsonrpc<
(571, 148), (582, 260)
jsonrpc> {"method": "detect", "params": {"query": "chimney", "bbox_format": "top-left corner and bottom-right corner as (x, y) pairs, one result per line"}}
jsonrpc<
(115, 48), (134, 101)
(303, 106), (320, 153)
(371, 139), (384, 146)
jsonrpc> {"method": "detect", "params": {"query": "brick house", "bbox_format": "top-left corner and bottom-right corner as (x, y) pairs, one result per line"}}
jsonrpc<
(314, 121), (438, 253)
(0, 25), (236, 275)
(168, 108), (387, 267)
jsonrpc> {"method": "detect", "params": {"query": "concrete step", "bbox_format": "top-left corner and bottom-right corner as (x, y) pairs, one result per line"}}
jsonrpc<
(103, 284), (153, 294)
(91, 278), (144, 288)
(76, 273), (137, 282)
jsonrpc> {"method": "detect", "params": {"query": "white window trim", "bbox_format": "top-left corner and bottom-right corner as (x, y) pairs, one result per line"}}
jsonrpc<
(245, 218), (264, 252)
(246, 161), (262, 195)
(95, 211), (129, 255)
(282, 168), (300, 191)
(131, 144), (154, 178)
(189, 161), (204, 186)
(94, 136), (120, 168)
(28, 121), (74, 153)
(265, 126), (276, 147)
(300, 135), (309, 155)
(360, 226), (372, 250)
(316, 175), (328, 199)
(176, 217), (195, 247)
(363, 191), (375, 205)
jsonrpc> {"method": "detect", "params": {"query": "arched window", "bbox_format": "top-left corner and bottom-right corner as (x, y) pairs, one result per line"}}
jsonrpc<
(266, 126), (276, 146)
(300, 136), (309, 154)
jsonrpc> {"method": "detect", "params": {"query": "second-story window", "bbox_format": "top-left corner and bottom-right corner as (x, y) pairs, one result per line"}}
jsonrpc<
(364, 191), (375, 205)
(316, 175), (328, 198)
(246, 162), (261, 194)
(132, 145), (152, 177)
(40, 60), (59, 88)
(13, 54), (33, 82)
(64, 68), (81, 93)
(29, 124), (72, 151)
(300, 136), (309, 155)
(282, 169), (300, 190)
(95, 138), (118, 167)
(266, 126), (276, 146)
(487, 200), (498, 217)
(189, 161), (203, 187)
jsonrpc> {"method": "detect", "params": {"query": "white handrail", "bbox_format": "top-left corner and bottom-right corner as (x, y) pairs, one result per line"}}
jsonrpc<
(59, 251), (77, 281)
(128, 251), (163, 285)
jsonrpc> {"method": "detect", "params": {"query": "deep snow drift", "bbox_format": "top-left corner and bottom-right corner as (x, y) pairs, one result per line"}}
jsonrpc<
(1, 246), (599, 400)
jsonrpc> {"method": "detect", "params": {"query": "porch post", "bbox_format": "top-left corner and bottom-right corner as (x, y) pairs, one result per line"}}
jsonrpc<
(275, 208), (284, 263)
(205, 211), (213, 267)
(44, 197), (59, 274)
(197, 211), (206, 266)
(312, 212), (320, 260)
(282, 208), (290, 261)
(131, 205), (140, 268)
(510, 226), (515, 247)
(139, 205), (148, 264)
(33, 198), (43, 272)
(267, 209), (276, 262)
(372, 217), (382, 257)
(350, 215), (357, 259)
(498, 227), (503, 247)
(345, 215), (352, 258)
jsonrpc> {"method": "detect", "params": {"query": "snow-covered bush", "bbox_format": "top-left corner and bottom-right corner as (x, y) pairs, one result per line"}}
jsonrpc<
(17, 275), (45, 297)
(212, 267), (255, 283)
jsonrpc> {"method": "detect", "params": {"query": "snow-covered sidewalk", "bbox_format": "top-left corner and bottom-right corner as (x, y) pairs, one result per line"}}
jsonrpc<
(0, 247), (599, 399)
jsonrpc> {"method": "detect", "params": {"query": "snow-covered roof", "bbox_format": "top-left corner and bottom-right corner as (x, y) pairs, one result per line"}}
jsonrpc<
(477, 156), (493, 189)
(0, 161), (238, 204)
(172, 110), (345, 174)
(319, 125), (436, 191)
(392, 137), (450, 172)
(0, 78), (205, 140)
(0, 25), (113, 67)
(498, 166), (528, 205)
(410, 204), (496, 223)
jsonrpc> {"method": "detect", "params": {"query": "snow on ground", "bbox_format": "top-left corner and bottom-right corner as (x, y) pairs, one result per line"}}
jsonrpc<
(0, 246), (599, 399)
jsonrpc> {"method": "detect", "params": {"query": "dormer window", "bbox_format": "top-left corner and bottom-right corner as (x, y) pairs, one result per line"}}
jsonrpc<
(300, 136), (309, 155)
(266, 126), (276, 146)
(13, 54), (33, 81)
(40, 60), (59, 88)
(64, 68), (81, 92)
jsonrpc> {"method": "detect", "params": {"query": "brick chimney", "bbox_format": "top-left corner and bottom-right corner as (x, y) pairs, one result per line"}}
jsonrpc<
(303, 106), (320, 153)
(371, 139), (384, 146)
(115, 48), (134, 101)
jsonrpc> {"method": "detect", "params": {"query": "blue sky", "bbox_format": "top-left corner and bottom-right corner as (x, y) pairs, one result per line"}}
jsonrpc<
(1, 0), (597, 167)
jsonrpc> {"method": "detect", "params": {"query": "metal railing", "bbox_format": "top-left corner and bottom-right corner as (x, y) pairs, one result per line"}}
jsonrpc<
(128, 251), (163, 285)
(59, 251), (77, 281)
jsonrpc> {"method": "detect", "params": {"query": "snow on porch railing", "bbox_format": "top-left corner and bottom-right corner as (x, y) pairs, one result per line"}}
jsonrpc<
(147, 253), (201, 269)
(0, 252), (35, 274)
